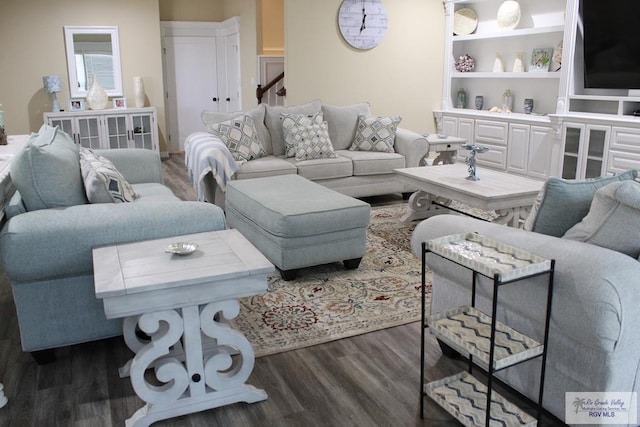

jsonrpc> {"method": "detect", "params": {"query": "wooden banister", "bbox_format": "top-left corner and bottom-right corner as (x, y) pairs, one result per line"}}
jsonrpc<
(256, 71), (285, 104)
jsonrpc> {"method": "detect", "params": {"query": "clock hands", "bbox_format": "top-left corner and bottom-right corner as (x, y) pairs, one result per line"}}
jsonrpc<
(360, 1), (366, 33)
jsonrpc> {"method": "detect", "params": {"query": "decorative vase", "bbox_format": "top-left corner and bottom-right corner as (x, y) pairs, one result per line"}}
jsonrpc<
(502, 89), (513, 112)
(524, 98), (534, 114)
(86, 75), (109, 110)
(493, 53), (504, 73)
(513, 52), (525, 72)
(475, 96), (484, 110)
(133, 76), (145, 108)
(456, 88), (467, 109)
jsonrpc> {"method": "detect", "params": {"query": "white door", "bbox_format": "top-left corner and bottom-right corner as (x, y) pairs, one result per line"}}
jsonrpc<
(218, 33), (241, 113)
(164, 35), (219, 151)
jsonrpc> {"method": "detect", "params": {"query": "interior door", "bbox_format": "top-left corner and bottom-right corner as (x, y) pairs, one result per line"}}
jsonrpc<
(164, 35), (219, 151)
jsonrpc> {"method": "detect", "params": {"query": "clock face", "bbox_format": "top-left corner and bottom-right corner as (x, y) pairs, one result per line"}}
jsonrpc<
(338, 0), (388, 50)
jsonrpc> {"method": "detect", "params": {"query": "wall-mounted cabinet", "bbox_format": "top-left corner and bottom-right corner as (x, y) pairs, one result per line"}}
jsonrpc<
(44, 107), (158, 153)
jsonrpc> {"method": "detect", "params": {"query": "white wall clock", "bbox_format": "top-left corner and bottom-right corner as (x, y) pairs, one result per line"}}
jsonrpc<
(338, 0), (388, 50)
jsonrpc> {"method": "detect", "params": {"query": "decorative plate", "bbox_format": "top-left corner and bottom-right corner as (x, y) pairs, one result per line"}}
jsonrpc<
(497, 0), (521, 30)
(165, 242), (198, 256)
(453, 8), (478, 36)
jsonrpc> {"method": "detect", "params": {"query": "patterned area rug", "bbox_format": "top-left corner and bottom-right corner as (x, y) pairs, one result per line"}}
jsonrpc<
(231, 203), (428, 357)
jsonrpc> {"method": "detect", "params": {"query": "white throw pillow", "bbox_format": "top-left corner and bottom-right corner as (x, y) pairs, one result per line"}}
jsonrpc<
(208, 114), (267, 161)
(349, 114), (401, 153)
(293, 121), (337, 161)
(281, 111), (323, 158)
(79, 147), (138, 203)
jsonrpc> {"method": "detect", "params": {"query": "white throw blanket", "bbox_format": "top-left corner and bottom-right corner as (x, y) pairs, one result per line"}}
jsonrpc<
(184, 132), (240, 202)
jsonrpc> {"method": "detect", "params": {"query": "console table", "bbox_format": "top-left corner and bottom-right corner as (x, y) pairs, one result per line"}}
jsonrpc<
(93, 229), (274, 426)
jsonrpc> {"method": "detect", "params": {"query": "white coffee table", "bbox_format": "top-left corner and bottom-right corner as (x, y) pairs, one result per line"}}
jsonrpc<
(93, 229), (274, 427)
(394, 164), (544, 227)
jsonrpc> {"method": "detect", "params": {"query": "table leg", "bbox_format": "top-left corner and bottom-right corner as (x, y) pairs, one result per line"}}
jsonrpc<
(432, 150), (456, 165)
(120, 300), (266, 427)
(494, 206), (531, 228)
(401, 190), (452, 222)
(0, 383), (7, 408)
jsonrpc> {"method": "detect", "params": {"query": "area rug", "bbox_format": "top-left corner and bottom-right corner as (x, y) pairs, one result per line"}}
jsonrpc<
(231, 203), (428, 357)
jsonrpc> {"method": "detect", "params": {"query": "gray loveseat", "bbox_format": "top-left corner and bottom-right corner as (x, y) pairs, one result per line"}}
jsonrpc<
(195, 100), (428, 207)
(0, 125), (227, 360)
(411, 172), (640, 425)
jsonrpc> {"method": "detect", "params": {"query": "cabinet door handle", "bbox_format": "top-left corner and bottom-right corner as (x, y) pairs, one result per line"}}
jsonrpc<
(226, 97), (231, 102)
(212, 97), (218, 102)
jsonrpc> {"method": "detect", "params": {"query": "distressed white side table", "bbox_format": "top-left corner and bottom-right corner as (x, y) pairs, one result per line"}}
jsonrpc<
(420, 134), (466, 166)
(93, 229), (274, 427)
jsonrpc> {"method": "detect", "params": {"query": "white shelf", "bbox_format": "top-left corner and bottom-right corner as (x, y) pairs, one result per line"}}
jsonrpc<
(453, 72), (560, 79)
(453, 25), (564, 42)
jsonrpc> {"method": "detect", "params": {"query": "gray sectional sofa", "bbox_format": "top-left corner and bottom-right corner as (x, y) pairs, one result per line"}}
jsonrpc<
(411, 172), (640, 425)
(197, 100), (429, 207)
(0, 125), (227, 359)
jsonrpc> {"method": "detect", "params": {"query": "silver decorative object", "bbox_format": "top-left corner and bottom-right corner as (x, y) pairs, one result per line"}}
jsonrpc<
(462, 143), (489, 181)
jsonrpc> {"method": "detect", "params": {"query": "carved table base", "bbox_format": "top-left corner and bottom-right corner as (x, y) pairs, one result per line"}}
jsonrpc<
(120, 300), (265, 427)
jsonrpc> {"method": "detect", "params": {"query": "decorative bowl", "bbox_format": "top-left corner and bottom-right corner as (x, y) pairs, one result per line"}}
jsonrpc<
(165, 242), (198, 256)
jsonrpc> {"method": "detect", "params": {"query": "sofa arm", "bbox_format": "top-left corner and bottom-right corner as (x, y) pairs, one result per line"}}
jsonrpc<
(411, 215), (640, 355)
(0, 201), (226, 283)
(393, 128), (429, 168)
(96, 149), (164, 184)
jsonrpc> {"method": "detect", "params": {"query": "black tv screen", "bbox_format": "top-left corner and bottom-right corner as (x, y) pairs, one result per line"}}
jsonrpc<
(582, 0), (640, 89)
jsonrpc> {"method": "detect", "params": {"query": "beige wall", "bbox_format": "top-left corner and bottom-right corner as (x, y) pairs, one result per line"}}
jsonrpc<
(284, 0), (444, 133)
(0, 0), (166, 148)
(260, 0), (285, 55)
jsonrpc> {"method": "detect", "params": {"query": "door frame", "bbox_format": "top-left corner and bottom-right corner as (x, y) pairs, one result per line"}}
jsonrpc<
(160, 18), (240, 152)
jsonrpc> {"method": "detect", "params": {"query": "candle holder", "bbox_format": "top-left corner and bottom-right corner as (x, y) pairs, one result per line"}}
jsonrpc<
(462, 143), (489, 181)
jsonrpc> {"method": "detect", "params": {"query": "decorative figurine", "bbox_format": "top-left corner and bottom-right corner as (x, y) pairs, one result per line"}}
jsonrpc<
(462, 143), (489, 181)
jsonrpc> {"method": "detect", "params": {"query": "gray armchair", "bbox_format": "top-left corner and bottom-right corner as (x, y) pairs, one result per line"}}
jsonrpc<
(0, 126), (226, 361)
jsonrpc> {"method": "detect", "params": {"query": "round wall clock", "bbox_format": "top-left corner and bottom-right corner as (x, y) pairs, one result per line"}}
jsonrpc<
(338, 0), (388, 50)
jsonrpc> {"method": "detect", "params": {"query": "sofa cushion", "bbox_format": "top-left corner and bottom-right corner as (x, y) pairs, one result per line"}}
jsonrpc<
(131, 183), (181, 202)
(563, 180), (640, 258)
(350, 115), (401, 153)
(79, 147), (138, 203)
(523, 170), (638, 237)
(336, 150), (406, 176)
(292, 121), (337, 161)
(281, 111), (323, 157)
(235, 155), (297, 180)
(208, 114), (267, 161)
(287, 155), (353, 181)
(321, 102), (370, 150)
(201, 104), (271, 154)
(10, 125), (87, 211)
(265, 99), (322, 156)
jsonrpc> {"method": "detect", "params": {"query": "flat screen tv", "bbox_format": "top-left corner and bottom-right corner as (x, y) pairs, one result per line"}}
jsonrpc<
(582, 0), (640, 90)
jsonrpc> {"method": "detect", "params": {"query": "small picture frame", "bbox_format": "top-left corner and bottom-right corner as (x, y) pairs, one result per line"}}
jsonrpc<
(529, 48), (553, 72)
(68, 99), (85, 111)
(113, 98), (127, 109)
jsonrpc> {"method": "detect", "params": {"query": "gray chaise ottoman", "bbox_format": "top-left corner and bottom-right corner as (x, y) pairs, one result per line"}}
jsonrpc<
(225, 175), (371, 280)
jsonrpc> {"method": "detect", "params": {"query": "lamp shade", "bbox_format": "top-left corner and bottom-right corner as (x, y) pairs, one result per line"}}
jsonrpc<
(43, 75), (62, 93)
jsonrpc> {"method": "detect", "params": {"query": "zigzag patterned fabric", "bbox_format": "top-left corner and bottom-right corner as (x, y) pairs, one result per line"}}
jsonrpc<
(79, 147), (138, 203)
(209, 114), (267, 161)
(350, 114), (402, 153)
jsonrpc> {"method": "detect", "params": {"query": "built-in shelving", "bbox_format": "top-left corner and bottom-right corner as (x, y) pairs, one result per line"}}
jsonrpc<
(452, 25), (564, 42)
(453, 72), (560, 79)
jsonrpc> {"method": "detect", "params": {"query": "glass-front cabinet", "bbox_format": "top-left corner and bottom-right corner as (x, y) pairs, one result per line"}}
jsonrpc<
(44, 107), (158, 153)
(561, 123), (609, 179)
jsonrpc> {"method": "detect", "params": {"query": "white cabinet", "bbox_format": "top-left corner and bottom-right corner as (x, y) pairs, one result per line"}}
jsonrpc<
(561, 123), (609, 179)
(508, 124), (553, 179)
(44, 107), (158, 153)
(474, 120), (507, 169)
(607, 127), (640, 175)
(507, 123), (529, 175)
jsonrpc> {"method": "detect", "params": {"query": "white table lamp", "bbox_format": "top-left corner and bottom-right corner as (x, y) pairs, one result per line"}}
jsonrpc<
(43, 75), (62, 113)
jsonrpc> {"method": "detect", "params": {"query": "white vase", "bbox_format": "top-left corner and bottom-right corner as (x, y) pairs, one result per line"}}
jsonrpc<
(86, 75), (109, 110)
(493, 53), (504, 73)
(513, 52), (525, 72)
(133, 76), (145, 108)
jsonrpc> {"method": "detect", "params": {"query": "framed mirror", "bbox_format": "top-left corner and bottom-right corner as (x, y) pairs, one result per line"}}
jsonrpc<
(64, 26), (123, 98)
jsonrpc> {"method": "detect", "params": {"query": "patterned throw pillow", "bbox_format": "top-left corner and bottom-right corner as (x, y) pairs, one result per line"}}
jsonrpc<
(79, 147), (138, 203)
(293, 121), (337, 161)
(350, 114), (402, 153)
(209, 114), (267, 161)
(280, 111), (323, 158)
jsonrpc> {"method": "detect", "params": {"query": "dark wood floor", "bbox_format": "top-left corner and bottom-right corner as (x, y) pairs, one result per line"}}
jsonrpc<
(0, 154), (564, 426)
